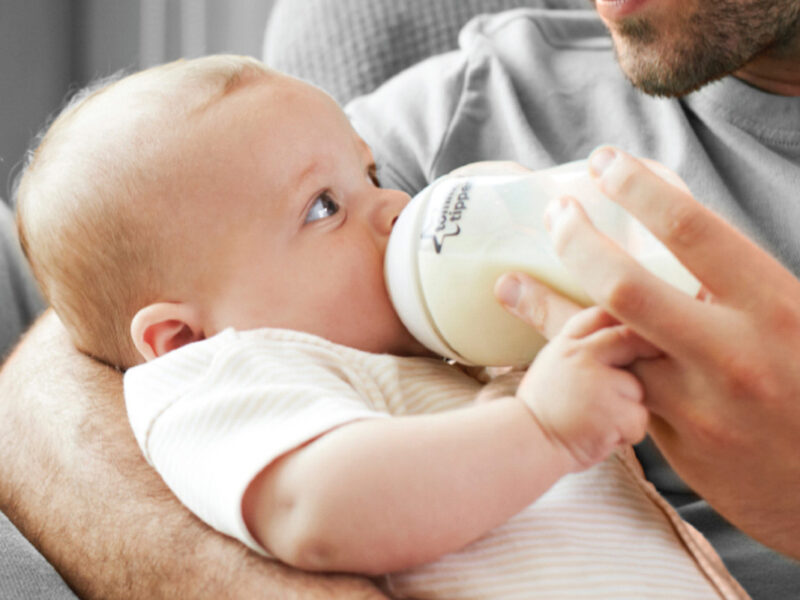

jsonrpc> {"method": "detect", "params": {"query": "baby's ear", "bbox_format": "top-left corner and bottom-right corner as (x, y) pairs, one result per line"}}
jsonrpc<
(131, 302), (205, 362)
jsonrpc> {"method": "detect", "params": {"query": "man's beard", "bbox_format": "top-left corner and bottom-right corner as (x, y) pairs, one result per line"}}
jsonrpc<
(599, 1), (800, 97)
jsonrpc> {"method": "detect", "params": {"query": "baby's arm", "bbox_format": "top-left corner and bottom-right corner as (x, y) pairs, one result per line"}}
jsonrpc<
(243, 307), (656, 575)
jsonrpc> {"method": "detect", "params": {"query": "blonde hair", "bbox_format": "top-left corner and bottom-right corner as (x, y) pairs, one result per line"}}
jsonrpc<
(16, 55), (270, 369)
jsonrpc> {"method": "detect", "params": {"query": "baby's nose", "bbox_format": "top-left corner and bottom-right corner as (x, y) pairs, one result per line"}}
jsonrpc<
(373, 189), (409, 235)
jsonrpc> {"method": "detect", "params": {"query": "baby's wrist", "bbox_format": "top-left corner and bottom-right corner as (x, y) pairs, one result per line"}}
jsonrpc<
(513, 397), (583, 475)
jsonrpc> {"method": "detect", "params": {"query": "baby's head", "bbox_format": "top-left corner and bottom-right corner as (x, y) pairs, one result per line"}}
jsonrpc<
(17, 55), (424, 370)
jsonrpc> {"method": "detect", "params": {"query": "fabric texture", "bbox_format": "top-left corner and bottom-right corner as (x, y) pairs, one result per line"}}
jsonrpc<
(344, 9), (800, 598)
(263, 0), (589, 105)
(125, 327), (746, 599)
(0, 512), (77, 600)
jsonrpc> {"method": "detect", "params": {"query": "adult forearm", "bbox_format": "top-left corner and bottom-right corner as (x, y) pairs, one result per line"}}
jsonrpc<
(0, 311), (388, 599)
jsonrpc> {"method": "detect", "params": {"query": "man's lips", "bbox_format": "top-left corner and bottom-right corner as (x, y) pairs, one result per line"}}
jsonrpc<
(595, 0), (652, 21)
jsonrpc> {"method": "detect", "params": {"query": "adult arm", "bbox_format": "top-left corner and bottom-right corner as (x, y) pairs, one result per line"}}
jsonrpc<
(495, 147), (800, 560)
(0, 311), (387, 599)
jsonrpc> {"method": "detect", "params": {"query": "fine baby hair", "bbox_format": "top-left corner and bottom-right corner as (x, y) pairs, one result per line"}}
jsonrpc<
(16, 55), (272, 369)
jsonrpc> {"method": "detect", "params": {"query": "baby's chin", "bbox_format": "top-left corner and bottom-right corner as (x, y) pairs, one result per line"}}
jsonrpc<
(347, 322), (434, 358)
(388, 326), (438, 359)
(391, 340), (438, 359)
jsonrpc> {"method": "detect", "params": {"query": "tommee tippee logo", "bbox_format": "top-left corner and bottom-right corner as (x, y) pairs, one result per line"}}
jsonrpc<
(421, 181), (472, 253)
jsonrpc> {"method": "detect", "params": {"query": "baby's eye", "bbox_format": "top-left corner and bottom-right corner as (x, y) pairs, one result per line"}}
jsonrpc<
(304, 191), (340, 223)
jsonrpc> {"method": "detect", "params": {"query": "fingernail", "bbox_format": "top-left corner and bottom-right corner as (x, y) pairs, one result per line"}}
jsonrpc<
(496, 275), (521, 308)
(544, 196), (570, 231)
(589, 147), (616, 177)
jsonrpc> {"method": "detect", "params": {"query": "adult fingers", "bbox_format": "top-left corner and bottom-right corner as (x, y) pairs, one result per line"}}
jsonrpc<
(546, 195), (725, 360)
(495, 272), (583, 340)
(628, 357), (700, 422)
(588, 146), (789, 306)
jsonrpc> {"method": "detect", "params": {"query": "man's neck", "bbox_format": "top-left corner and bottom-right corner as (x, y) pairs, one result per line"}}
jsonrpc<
(734, 32), (800, 96)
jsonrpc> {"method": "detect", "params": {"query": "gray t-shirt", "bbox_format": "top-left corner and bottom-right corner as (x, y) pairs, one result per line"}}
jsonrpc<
(348, 8), (800, 598)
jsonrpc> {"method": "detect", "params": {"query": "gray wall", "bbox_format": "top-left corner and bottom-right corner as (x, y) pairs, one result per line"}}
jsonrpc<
(0, 1), (72, 203)
(0, 0), (276, 205)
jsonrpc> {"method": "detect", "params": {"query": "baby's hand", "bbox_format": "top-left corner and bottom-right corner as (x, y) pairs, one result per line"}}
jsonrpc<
(517, 306), (660, 471)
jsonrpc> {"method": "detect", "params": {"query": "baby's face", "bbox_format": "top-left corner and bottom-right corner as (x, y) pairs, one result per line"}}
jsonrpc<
(180, 74), (428, 356)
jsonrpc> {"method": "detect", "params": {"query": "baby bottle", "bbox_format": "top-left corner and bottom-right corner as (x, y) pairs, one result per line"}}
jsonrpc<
(384, 160), (700, 366)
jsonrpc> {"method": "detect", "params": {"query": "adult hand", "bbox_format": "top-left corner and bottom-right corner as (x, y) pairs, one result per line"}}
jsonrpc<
(495, 147), (800, 560)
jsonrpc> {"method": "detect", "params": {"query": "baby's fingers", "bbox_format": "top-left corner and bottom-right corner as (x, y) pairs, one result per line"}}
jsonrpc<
(584, 325), (662, 367)
(559, 306), (618, 338)
(603, 369), (649, 448)
(571, 370), (649, 467)
(614, 383), (650, 445)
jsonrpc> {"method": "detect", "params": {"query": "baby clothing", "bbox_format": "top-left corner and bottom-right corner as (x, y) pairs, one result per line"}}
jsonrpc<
(125, 327), (748, 599)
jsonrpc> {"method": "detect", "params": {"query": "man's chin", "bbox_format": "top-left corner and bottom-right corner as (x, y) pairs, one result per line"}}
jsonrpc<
(611, 31), (724, 98)
(616, 52), (698, 97)
(625, 74), (711, 98)
(602, 0), (800, 97)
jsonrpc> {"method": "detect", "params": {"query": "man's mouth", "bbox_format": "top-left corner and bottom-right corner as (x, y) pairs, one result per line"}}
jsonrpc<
(594, 0), (652, 22)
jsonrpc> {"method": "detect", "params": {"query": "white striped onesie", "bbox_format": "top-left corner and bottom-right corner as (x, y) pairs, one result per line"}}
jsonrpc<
(124, 327), (749, 600)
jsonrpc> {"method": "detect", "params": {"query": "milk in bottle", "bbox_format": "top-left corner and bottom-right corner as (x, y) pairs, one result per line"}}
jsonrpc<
(384, 161), (700, 366)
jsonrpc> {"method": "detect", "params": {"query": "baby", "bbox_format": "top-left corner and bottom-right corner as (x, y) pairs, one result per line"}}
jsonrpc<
(16, 55), (745, 599)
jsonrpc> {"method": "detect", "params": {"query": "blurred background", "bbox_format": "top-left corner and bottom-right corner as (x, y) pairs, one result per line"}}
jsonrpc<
(0, 0), (278, 206)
